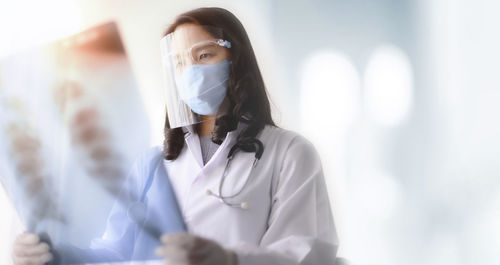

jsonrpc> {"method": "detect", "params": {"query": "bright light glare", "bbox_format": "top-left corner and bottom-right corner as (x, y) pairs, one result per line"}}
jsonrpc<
(299, 51), (360, 258)
(300, 50), (360, 134)
(355, 169), (402, 220)
(364, 45), (414, 126)
(0, 0), (82, 57)
(0, 2), (82, 263)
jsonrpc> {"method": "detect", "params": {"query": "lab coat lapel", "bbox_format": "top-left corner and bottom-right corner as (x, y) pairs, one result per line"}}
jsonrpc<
(200, 122), (250, 180)
(196, 131), (237, 182)
(184, 121), (248, 183)
(182, 126), (203, 169)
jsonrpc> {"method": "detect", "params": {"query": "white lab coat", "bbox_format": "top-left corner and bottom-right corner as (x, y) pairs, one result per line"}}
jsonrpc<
(83, 122), (338, 265)
(163, 122), (339, 265)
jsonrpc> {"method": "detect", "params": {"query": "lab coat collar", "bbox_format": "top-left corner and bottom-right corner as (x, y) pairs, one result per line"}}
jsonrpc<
(180, 119), (249, 137)
(181, 120), (249, 171)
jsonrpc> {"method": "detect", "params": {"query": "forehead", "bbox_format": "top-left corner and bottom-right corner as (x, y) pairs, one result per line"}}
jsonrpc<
(170, 24), (215, 50)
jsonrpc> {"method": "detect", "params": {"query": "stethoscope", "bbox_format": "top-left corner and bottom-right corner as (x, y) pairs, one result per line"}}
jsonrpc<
(127, 138), (264, 240)
(205, 138), (264, 210)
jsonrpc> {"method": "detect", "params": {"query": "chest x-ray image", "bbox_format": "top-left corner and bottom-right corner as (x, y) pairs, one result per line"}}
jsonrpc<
(0, 22), (182, 264)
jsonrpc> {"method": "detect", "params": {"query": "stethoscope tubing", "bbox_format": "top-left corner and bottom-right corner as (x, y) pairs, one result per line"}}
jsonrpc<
(209, 138), (264, 209)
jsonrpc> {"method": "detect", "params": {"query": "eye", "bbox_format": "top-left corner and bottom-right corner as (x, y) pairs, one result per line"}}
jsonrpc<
(199, 53), (213, 60)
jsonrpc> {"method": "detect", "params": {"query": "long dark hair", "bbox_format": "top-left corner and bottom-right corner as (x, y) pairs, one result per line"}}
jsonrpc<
(163, 7), (275, 160)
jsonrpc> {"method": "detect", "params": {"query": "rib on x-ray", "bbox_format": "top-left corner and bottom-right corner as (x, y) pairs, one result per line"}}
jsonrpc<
(0, 22), (151, 251)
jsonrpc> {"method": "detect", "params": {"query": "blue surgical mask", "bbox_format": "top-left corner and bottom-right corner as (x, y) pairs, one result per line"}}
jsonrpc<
(175, 60), (231, 115)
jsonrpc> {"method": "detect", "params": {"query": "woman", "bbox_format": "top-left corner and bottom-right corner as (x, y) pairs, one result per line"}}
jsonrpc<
(12, 7), (338, 265)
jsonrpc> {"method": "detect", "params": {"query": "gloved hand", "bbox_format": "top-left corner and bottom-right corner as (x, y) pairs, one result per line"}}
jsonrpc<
(12, 233), (53, 265)
(155, 233), (238, 265)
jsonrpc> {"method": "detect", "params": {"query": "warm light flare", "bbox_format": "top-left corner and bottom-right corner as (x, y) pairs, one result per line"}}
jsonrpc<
(0, 0), (82, 57)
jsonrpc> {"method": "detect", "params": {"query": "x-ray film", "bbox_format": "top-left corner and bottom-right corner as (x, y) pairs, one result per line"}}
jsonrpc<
(0, 22), (185, 264)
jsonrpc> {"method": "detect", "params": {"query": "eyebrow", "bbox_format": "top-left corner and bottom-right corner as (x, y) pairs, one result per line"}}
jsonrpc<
(193, 43), (218, 51)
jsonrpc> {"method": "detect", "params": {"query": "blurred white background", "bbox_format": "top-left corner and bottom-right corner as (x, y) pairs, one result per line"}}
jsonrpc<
(1, 0), (499, 264)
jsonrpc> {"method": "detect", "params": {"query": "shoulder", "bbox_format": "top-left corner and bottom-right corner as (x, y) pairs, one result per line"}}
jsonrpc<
(260, 126), (325, 198)
(260, 125), (317, 153)
(121, 146), (164, 195)
(129, 145), (164, 177)
(259, 125), (321, 166)
(134, 145), (163, 166)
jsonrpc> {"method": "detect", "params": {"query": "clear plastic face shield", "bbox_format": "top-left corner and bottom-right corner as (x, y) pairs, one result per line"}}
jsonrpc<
(160, 24), (232, 129)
